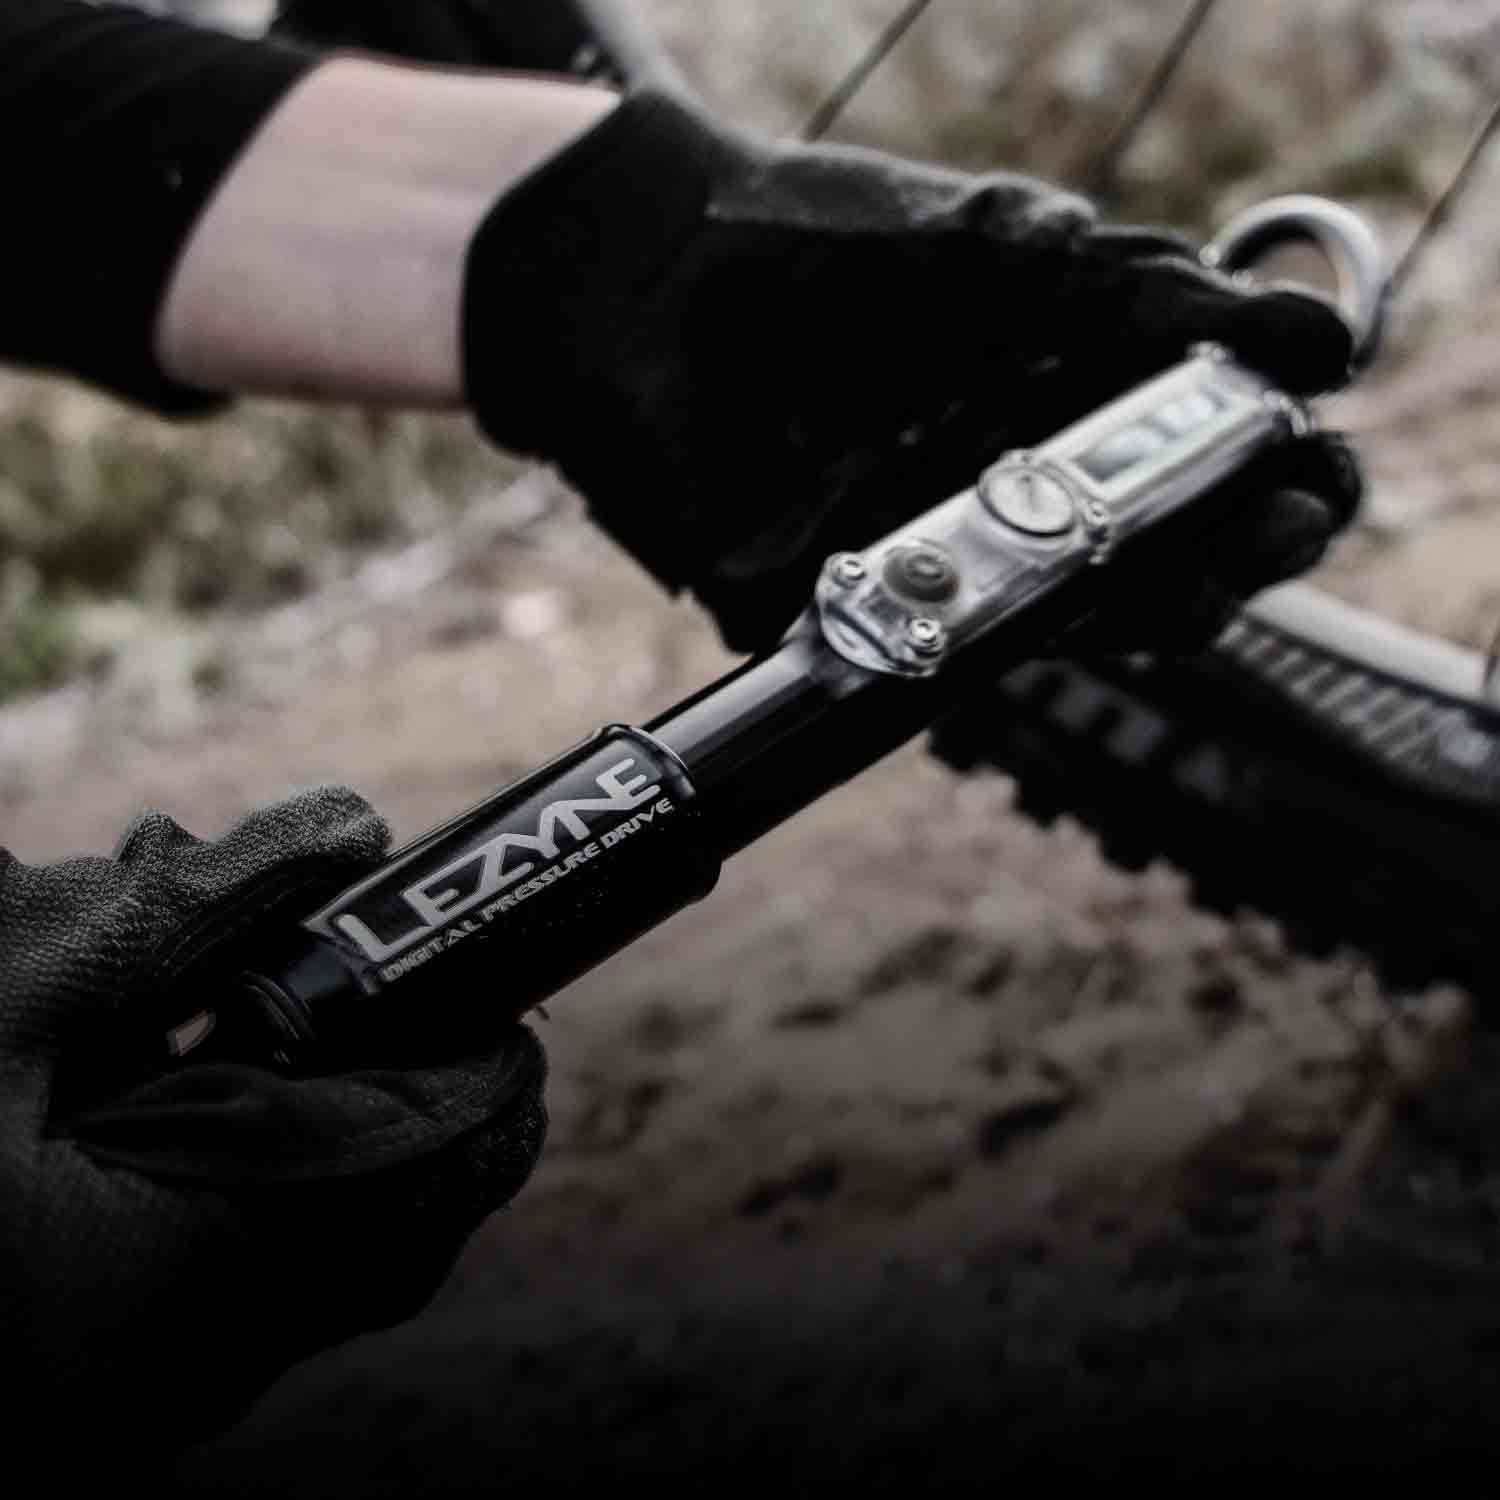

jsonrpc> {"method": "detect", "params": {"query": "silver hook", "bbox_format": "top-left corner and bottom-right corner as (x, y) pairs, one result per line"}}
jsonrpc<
(1483, 618), (1500, 708)
(1204, 195), (1392, 379)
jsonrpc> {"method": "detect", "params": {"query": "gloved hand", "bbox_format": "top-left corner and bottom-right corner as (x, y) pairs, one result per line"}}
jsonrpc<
(0, 788), (546, 1472)
(463, 89), (1361, 653)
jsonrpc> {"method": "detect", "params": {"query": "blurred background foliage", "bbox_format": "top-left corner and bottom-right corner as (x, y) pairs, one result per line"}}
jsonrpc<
(3, 0), (1498, 700)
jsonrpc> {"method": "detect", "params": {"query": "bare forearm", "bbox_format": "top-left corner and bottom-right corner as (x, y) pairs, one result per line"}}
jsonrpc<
(155, 58), (618, 406)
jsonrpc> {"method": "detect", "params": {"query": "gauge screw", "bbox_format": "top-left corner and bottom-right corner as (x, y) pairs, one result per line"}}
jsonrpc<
(829, 553), (867, 588)
(980, 463), (1076, 538)
(906, 616), (947, 656)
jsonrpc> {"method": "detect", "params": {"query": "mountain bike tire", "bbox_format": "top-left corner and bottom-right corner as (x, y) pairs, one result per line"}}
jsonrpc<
(933, 582), (1500, 996)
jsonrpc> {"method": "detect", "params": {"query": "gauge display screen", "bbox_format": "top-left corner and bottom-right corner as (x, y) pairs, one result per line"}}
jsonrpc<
(1075, 383), (1230, 485)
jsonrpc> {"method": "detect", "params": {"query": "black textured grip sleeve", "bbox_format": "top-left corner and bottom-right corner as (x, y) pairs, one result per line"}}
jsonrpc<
(0, 1), (318, 413)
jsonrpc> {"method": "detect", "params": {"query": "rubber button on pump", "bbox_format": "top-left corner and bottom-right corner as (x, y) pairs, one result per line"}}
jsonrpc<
(981, 461), (1076, 538)
(883, 545), (960, 604)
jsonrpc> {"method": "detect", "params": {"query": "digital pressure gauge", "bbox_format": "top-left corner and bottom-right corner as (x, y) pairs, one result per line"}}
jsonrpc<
(814, 195), (1388, 680)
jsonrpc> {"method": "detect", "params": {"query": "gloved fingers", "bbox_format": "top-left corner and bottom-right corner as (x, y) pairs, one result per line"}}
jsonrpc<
(67, 1022), (546, 1186)
(1235, 428), (1364, 531)
(1061, 575), (1239, 657)
(250, 1087), (547, 1372)
(1074, 244), (1357, 398)
(114, 785), (386, 884)
(114, 786), (389, 992)
(26, 1055), (548, 1453)
(0, 789), (388, 1091)
(1087, 222), (1202, 263)
(1076, 489), (1335, 655)
(1203, 487), (1341, 597)
(1210, 283), (1356, 398)
(1187, 432), (1362, 607)
(713, 148), (1095, 240)
(1063, 433), (1361, 657)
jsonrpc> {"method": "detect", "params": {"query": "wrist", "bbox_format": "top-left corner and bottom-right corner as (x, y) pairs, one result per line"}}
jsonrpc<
(156, 59), (619, 405)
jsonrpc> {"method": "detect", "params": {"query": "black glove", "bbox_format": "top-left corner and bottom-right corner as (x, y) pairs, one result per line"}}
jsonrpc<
(463, 89), (1361, 653)
(0, 789), (546, 1475)
(1060, 430), (1362, 655)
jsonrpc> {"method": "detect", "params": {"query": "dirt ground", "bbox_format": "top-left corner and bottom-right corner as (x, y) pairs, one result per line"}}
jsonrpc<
(8, 0), (1500, 1489)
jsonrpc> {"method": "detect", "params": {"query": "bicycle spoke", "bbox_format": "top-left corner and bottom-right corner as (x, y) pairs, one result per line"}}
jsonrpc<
(801, 0), (937, 143)
(1393, 95), (1500, 296)
(1084, 0), (1221, 198)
